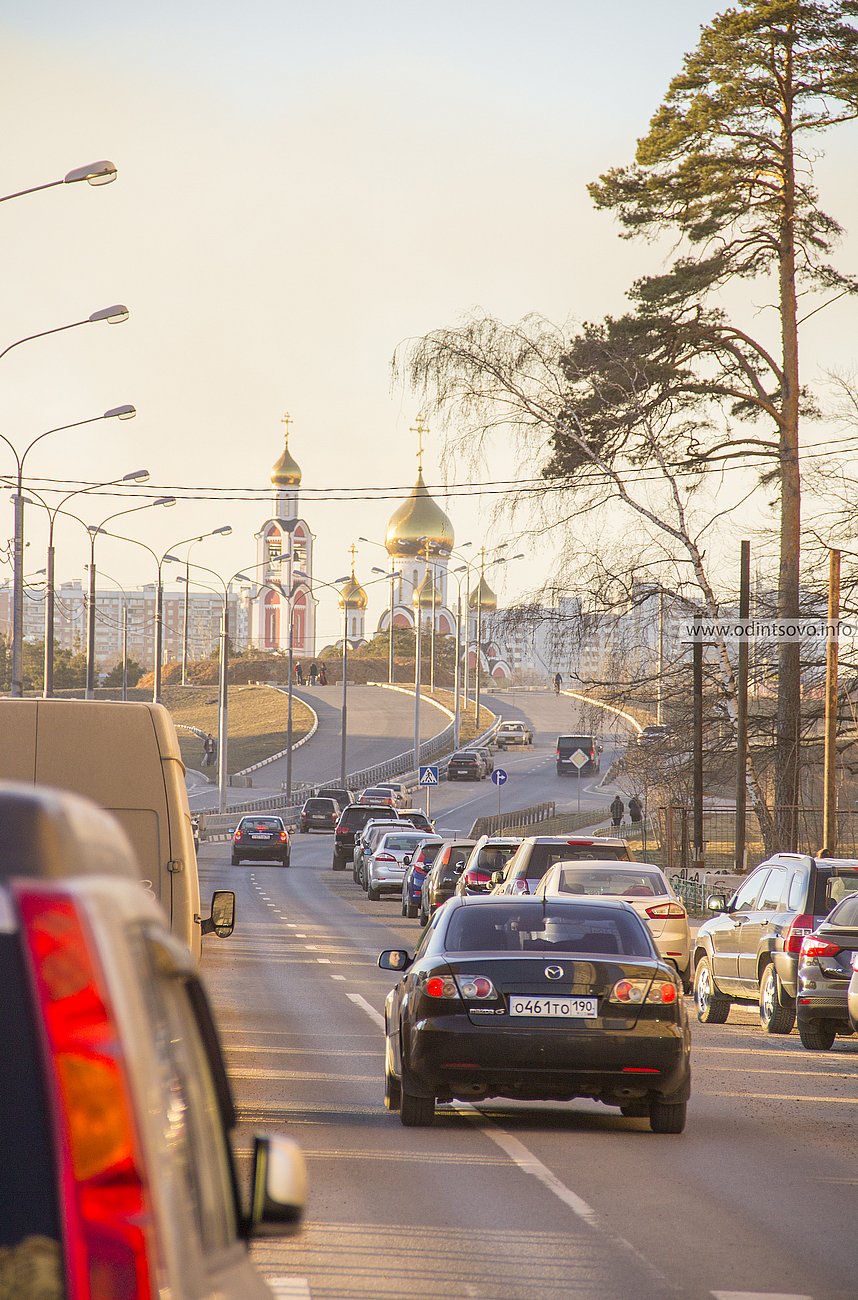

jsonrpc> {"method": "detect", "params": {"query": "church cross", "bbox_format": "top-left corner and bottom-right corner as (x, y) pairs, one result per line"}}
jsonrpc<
(410, 413), (428, 470)
(281, 411), (292, 439)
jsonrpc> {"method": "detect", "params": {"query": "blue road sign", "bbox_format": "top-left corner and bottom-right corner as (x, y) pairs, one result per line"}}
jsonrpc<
(419, 765), (440, 787)
(491, 768), (508, 787)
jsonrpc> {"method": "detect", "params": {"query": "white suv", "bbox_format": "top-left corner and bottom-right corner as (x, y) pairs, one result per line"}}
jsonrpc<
(0, 783), (306, 1299)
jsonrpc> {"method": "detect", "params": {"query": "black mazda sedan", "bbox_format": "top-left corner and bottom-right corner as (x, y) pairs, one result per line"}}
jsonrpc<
(378, 896), (691, 1131)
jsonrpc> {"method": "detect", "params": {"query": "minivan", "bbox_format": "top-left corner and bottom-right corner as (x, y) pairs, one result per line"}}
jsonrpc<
(556, 734), (601, 776)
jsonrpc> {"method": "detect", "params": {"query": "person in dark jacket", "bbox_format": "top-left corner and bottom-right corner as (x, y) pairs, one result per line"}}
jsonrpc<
(628, 795), (642, 824)
(610, 795), (625, 830)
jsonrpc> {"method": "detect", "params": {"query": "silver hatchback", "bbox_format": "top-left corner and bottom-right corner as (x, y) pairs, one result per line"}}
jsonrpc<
(366, 830), (433, 901)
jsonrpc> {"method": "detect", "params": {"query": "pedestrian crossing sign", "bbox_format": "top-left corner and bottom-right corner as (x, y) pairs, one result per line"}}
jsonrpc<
(419, 765), (439, 787)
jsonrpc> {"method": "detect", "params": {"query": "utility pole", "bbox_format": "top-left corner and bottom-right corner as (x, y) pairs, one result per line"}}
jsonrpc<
(735, 541), (750, 873)
(822, 548), (841, 853)
(692, 638), (704, 869)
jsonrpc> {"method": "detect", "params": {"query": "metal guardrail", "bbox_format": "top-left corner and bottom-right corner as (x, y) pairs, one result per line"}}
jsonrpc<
(469, 801), (556, 838)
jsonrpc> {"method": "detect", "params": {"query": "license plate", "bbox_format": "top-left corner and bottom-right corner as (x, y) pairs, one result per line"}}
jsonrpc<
(509, 996), (597, 1018)
(250, 833), (269, 840)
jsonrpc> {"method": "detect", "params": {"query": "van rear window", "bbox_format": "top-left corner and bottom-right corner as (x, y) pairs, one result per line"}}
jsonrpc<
(0, 929), (65, 1289)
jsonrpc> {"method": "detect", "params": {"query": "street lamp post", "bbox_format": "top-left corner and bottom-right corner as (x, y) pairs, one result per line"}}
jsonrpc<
(180, 527), (232, 686)
(85, 497), (176, 697)
(154, 529), (230, 703)
(0, 399), (135, 696)
(0, 161), (117, 204)
(359, 535), (397, 684)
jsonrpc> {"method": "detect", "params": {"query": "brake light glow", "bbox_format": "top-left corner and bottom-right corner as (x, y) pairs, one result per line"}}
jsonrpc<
(425, 975), (459, 998)
(16, 887), (155, 1299)
(233, 830), (242, 841)
(800, 936), (841, 960)
(279, 831), (289, 843)
(785, 914), (815, 954)
(610, 977), (678, 1004)
(645, 902), (686, 919)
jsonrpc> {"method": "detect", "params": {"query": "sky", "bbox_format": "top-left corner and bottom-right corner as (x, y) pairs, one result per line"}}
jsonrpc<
(2, 1), (857, 646)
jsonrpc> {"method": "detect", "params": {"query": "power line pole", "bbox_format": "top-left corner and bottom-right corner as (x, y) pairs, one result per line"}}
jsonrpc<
(823, 548), (841, 853)
(735, 540), (750, 873)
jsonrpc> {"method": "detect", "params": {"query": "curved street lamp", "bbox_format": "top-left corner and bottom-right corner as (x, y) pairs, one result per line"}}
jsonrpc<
(0, 161), (117, 204)
(1, 402), (136, 696)
(84, 497), (176, 697)
(180, 528), (232, 686)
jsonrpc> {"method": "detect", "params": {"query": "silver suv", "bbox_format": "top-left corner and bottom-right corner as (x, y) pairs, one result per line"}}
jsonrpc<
(0, 783), (306, 1298)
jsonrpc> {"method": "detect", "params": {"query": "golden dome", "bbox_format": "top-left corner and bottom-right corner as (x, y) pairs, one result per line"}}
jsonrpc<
(385, 469), (454, 557)
(413, 571), (443, 609)
(271, 432), (302, 488)
(339, 572), (368, 611)
(469, 574), (497, 611)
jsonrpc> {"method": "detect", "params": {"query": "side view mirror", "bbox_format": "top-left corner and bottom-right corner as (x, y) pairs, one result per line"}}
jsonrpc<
(202, 890), (235, 938)
(403, 855), (412, 866)
(246, 1133), (306, 1237)
(378, 948), (413, 971)
(706, 893), (727, 914)
(490, 871), (504, 886)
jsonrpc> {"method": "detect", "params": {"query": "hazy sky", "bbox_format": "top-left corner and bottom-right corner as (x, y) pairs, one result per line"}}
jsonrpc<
(2, 1), (856, 644)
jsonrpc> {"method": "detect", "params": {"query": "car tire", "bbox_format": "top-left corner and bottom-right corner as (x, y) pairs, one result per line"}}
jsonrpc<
(759, 962), (796, 1035)
(400, 1082), (434, 1127)
(405, 902), (418, 919)
(282, 855), (290, 867)
(231, 854), (240, 866)
(332, 857), (345, 871)
(649, 1100), (687, 1134)
(694, 956), (731, 1024)
(384, 1064), (401, 1112)
(401, 897), (407, 917)
(367, 884), (380, 902)
(798, 1014), (837, 1051)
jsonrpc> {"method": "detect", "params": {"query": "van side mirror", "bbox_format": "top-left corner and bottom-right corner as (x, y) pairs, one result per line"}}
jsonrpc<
(246, 1133), (306, 1236)
(706, 893), (727, 914)
(403, 855), (412, 866)
(202, 889), (235, 937)
(490, 871), (504, 886)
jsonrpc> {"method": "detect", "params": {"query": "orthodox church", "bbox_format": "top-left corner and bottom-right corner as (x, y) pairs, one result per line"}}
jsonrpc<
(247, 414), (512, 679)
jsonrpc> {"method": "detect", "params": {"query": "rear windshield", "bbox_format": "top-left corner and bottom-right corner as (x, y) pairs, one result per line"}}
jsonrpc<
(0, 928), (65, 1286)
(813, 867), (858, 912)
(440, 845), (475, 884)
(522, 843), (631, 878)
(305, 800), (334, 811)
(444, 903), (655, 957)
(342, 806), (392, 828)
(553, 868), (667, 897)
(381, 834), (426, 852)
(417, 842), (443, 865)
(476, 845), (519, 872)
(557, 736), (596, 753)
(828, 894), (858, 926)
(239, 818), (281, 831)
(402, 814), (431, 828)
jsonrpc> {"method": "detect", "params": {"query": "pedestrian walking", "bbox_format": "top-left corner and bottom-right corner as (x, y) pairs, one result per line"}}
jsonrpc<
(610, 794), (625, 830)
(203, 733), (216, 769)
(318, 662), (328, 686)
(553, 671), (562, 695)
(295, 660), (304, 685)
(308, 661), (319, 685)
(628, 795), (642, 825)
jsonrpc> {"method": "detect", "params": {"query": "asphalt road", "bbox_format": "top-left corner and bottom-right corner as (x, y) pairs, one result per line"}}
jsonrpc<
(199, 828), (858, 1300)
(189, 685), (451, 810)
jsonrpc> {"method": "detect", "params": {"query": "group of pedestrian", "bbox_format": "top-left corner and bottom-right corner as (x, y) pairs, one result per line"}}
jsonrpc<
(610, 793), (642, 830)
(294, 660), (327, 686)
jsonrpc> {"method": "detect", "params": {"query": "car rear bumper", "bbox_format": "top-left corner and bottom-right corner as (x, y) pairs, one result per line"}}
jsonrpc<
(234, 844), (288, 859)
(405, 1016), (690, 1102)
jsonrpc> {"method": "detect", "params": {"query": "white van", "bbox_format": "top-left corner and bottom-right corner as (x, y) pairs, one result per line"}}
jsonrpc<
(0, 698), (220, 960)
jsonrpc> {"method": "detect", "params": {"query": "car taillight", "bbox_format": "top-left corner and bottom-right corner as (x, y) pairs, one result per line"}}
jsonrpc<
(335, 827), (348, 837)
(233, 830), (242, 841)
(645, 902), (686, 919)
(785, 913), (815, 954)
(425, 975), (459, 998)
(16, 887), (155, 1299)
(511, 878), (529, 895)
(279, 831), (289, 842)
(800, 936), (841, 960)
(610, 977), (678, 1004)
(375, 853), (396, 862)
(456, 975), (495, 999)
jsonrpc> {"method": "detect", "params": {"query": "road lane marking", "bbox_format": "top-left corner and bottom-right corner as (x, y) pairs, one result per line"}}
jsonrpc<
(265, 1279), (311, 1299)
(694, 1045), (857, 1059)
(458, 1106), (597, 1226)
(316, 958), (331, 964)
(228, 1067), (377, 1082)
(225, 1045), (381, 1057)
(711, 1293), (812, 1299)
(330, 974), (346, 980)
(346, 992), (385, 1030)
(704, 1091), (858, 1104)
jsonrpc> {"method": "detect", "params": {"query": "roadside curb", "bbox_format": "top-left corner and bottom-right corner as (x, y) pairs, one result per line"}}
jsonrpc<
(234, 686), (319, 777)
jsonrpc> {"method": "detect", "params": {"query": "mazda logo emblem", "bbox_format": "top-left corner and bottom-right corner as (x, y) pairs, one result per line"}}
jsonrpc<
(545, 965), (564, 980)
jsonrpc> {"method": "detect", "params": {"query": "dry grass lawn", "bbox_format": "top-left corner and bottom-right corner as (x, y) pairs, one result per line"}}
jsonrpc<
(161, 684), (314, 775)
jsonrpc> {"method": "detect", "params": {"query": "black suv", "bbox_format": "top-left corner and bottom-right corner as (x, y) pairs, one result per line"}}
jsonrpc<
(446, 751), (484, 781)
(332, 804), (398, 870)
(693, 853), (858, 1033)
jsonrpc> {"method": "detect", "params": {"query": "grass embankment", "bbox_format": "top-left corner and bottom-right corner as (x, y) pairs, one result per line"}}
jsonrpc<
(161, 684), (314, 776)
